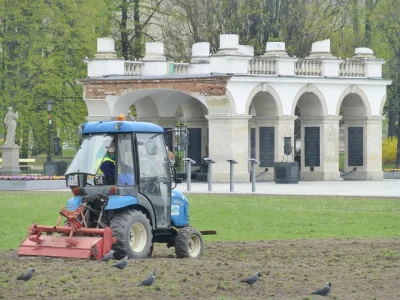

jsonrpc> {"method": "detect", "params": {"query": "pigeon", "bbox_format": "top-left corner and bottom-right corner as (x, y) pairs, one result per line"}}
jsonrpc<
(17, 268), (35, 281)
(99, 250), (115, 263)
(139, 271), (155, 286)
(311, 282), (332, 296)
(111, 256), (128, 270)
(240, 272), (260, 286)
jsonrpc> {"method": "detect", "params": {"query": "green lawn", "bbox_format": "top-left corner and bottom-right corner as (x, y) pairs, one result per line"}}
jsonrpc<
(1, 192), (399, 249)
(339, 151), (344, 169)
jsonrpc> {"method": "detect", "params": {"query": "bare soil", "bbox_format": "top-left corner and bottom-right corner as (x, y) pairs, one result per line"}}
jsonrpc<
(1, 238), (400, 300)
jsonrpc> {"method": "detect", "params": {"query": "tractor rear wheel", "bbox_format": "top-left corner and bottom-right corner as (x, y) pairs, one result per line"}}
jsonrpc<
(175, 227), (204, 258)
(111, 209), (153, 259)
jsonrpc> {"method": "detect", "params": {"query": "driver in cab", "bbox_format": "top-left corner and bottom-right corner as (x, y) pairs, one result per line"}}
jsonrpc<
(100, 144), (116, 184)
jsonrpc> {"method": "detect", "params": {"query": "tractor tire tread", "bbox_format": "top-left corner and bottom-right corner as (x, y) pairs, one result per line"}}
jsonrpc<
(175, 226), (204, 259)
(111, 209), (152, 259)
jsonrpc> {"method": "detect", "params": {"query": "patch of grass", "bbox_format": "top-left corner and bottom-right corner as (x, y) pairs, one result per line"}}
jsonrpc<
(339, 151), (344, 170)
(383, 161), (396, 169)
(188, 194), (400, 241)
(1, 192), (400, 249)
(0, 192), (67, 248)
(381, 249), (400, 261)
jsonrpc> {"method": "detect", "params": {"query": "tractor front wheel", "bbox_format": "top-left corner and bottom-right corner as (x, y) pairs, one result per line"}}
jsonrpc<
(175, 227), (204, 258)
(111, 209), (153, 259)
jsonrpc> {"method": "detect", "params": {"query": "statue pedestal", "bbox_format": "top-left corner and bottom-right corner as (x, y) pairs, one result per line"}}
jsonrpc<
(0, 146), (21, 175)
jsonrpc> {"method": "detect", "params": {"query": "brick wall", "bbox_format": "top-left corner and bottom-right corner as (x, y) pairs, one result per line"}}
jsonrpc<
(82, 76), (231, 99)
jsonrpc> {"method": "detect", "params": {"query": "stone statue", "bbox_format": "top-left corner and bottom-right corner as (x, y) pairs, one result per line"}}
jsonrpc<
(4, 107), (18, 146)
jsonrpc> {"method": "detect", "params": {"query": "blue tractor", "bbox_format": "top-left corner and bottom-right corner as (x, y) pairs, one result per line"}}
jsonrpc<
(18, 119), (213, 260)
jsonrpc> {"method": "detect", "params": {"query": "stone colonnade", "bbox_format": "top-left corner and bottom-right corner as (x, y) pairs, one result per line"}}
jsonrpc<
(81, 35), (391, 182)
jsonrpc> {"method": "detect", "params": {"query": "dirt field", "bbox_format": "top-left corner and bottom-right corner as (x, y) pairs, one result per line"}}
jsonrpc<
(1, 238), (400, 299)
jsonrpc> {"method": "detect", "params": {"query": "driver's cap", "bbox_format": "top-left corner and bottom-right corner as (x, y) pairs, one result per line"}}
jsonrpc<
(108, 145), (115, 152)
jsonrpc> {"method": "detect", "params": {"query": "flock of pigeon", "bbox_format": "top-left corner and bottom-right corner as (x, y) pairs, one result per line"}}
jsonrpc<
(16, 250), (155, 287)
(100, 250), (155, 286)
(239, 272), (332, 297)
(17, 249), (332, 297)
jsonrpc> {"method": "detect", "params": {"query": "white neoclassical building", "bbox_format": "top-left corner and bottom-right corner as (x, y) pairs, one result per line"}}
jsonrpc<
(80, 34), (391, 182)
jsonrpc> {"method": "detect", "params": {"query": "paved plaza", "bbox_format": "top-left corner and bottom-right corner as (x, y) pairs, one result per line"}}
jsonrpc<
(177, 179), (400, 197)
(45, 179), (400, 197)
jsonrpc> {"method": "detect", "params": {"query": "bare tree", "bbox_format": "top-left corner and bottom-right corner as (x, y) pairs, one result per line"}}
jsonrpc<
(111, 0), (165, 59)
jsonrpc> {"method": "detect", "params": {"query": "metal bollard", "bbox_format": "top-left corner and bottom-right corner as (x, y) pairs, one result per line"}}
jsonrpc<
(227, 159), (238, 192)
(183, 158), (195, 191)
(249, 158), (259, 193)
(204, 157), (215, 192)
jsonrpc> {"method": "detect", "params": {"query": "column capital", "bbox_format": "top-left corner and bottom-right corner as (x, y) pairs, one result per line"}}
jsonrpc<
(254, 115), (297, 122)
(206, 114), (252, 123)
(299, 115), (342, 124)
(136, 117), (170, 124)
(342, 116), (384, 124)
(181, 117), (208, 126)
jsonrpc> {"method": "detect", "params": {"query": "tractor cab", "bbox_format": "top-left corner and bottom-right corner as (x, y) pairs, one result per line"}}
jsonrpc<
(65, 129), (173, 192)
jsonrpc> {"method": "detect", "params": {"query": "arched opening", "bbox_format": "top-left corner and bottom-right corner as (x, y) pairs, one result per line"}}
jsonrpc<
(294, 91), (325, 168)
(338, 92), (368, 172)
(247, 90), (280, 180)
(290, 86), (329, 181)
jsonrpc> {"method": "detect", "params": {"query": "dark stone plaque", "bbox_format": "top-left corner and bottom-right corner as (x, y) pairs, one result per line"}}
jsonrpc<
(304, 127), (320, 167)
(250, 128), (256, 159)
(188, 128), (202, 165)
(259, 127), (275, 167)
(348, 127), (363, 166)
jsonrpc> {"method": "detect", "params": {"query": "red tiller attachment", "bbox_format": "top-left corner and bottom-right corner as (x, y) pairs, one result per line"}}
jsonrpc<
(17, 204), (116, 260)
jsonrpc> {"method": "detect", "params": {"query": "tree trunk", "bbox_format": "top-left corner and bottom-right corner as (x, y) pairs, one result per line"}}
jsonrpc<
(396, 121), (400, 169)
(396, 90), (400, 168)
(351, 0), (359, 47)
(388, 103), (397, 137)
(133, 0), (143, 58)
(120, 0), (129, 59)
(364, 0), (374, 47)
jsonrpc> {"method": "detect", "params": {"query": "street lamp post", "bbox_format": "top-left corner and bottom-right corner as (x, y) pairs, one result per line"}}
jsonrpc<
(46, 100), (53, 163)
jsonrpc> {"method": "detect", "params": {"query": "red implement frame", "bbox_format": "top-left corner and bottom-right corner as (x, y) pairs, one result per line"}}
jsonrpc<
(17, 204), (115, 260)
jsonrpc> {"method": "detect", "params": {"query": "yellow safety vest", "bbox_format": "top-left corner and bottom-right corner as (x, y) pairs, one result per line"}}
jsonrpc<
(97, 155), (115, 175)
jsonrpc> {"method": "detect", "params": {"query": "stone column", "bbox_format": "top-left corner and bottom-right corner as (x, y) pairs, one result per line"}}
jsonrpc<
(342, 116), (383, 180)
(206, 114), (251, 182)
(0, 146), (21, 175)
(254, 116), (297, 181)
(300, 116), (341, 181)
